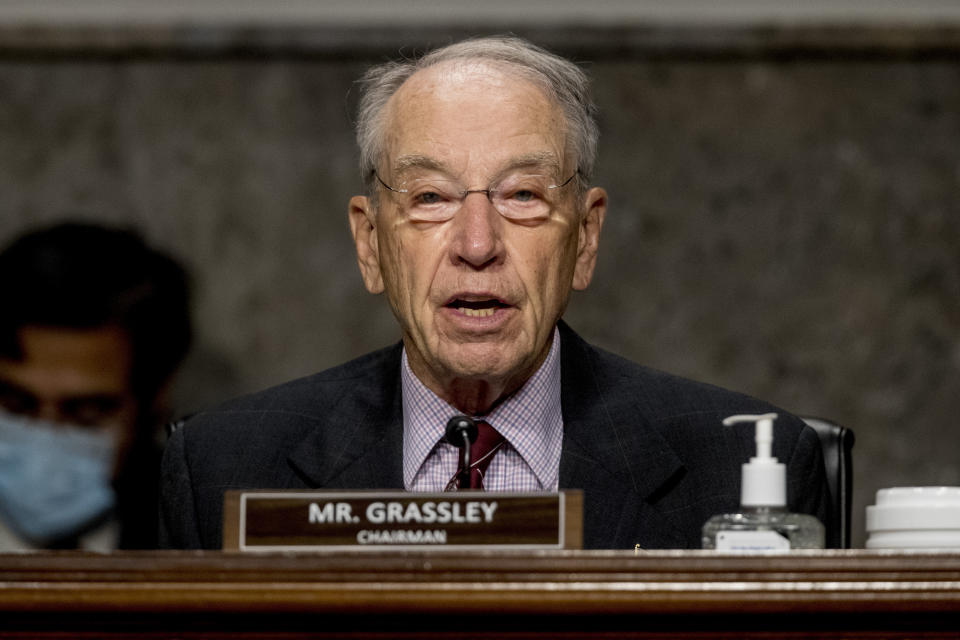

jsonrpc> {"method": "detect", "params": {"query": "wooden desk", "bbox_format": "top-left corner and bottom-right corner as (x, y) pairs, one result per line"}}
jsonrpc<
(1, 550), (959, 638)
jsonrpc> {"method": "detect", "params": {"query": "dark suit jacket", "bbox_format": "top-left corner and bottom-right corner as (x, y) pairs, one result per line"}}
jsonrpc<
(160, 322), (832, 549)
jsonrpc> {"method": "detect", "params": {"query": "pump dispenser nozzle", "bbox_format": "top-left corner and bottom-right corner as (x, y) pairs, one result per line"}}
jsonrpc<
(723, 413), (786, 507)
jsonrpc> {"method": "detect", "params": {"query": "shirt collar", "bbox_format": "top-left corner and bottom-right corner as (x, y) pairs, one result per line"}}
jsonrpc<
(401, 327), (563, 489)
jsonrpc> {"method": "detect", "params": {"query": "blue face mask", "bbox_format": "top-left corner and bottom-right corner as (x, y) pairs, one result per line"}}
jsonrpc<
(0, 410), (116, 544)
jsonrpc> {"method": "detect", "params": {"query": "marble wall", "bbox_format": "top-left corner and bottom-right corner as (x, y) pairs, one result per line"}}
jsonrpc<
(1, 26), (958, 546)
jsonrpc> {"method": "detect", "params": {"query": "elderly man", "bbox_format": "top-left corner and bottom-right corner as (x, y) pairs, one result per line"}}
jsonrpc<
(160, 36), (830, 549)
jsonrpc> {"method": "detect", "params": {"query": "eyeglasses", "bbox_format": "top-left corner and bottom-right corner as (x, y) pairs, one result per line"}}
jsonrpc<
(373, 169), (580, 222)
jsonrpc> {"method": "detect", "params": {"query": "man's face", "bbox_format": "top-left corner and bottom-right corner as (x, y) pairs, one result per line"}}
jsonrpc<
(350, 61), (606, 409)
(0, 325), (139, 473)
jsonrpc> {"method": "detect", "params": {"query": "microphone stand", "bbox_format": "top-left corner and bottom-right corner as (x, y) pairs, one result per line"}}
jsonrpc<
(445, 416), (478, 489)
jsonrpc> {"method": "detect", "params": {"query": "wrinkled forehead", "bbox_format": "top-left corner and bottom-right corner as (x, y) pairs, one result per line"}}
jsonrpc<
(390, 58), (557, 112)
(380, 60), (570, 176)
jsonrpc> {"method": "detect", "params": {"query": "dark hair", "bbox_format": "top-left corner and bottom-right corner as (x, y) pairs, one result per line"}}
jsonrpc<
(0, 222), (191, 400)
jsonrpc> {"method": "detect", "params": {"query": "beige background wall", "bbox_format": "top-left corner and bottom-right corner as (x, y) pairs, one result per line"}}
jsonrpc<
(1, 19), (958, 547)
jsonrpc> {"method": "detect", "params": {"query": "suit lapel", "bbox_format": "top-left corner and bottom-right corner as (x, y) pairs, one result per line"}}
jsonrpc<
(286, 344), (405, 490)
(557, 322), (689, 549)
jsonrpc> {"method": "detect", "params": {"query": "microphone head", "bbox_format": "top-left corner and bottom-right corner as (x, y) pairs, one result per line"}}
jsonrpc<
(445, 415), (478, 446)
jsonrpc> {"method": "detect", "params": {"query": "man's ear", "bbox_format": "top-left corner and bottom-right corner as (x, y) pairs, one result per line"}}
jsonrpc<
(348, 195), (385, 294)
(572, 187), (607, 291)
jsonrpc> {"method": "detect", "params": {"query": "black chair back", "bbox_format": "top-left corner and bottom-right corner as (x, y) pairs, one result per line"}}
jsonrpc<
(801, 416), (855, 549)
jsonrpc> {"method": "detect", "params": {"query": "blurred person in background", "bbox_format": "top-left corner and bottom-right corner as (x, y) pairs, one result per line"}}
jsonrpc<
(0, 222), (191, 550)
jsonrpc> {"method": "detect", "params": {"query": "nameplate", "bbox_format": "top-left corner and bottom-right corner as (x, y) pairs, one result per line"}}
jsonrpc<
(222, 490), (582, 551)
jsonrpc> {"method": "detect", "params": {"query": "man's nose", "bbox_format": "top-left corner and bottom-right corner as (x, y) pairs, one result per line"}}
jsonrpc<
(449, 192), (504, 268)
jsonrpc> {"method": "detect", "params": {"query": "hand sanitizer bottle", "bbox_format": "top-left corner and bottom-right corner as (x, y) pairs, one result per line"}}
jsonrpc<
(702, 413), (825, 550)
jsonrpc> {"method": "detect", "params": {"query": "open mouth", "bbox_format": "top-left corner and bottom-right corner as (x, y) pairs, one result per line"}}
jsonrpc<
(446, 298), (510, 318)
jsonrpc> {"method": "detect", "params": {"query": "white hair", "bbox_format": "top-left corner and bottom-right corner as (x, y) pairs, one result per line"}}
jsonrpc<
(354, 36), (599, 195)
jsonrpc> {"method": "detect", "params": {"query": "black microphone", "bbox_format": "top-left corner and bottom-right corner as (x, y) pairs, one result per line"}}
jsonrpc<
(445, 415), (478, 489)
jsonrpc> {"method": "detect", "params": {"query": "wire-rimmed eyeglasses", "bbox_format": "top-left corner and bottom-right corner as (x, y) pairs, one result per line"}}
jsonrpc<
(373, 169), (580, 222)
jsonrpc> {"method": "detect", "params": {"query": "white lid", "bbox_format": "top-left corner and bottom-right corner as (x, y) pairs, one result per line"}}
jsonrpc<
(866, 487), (960, 532)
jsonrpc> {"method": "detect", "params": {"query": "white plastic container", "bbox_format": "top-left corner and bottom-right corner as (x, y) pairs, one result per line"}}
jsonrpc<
(866, 487), (960, 549)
